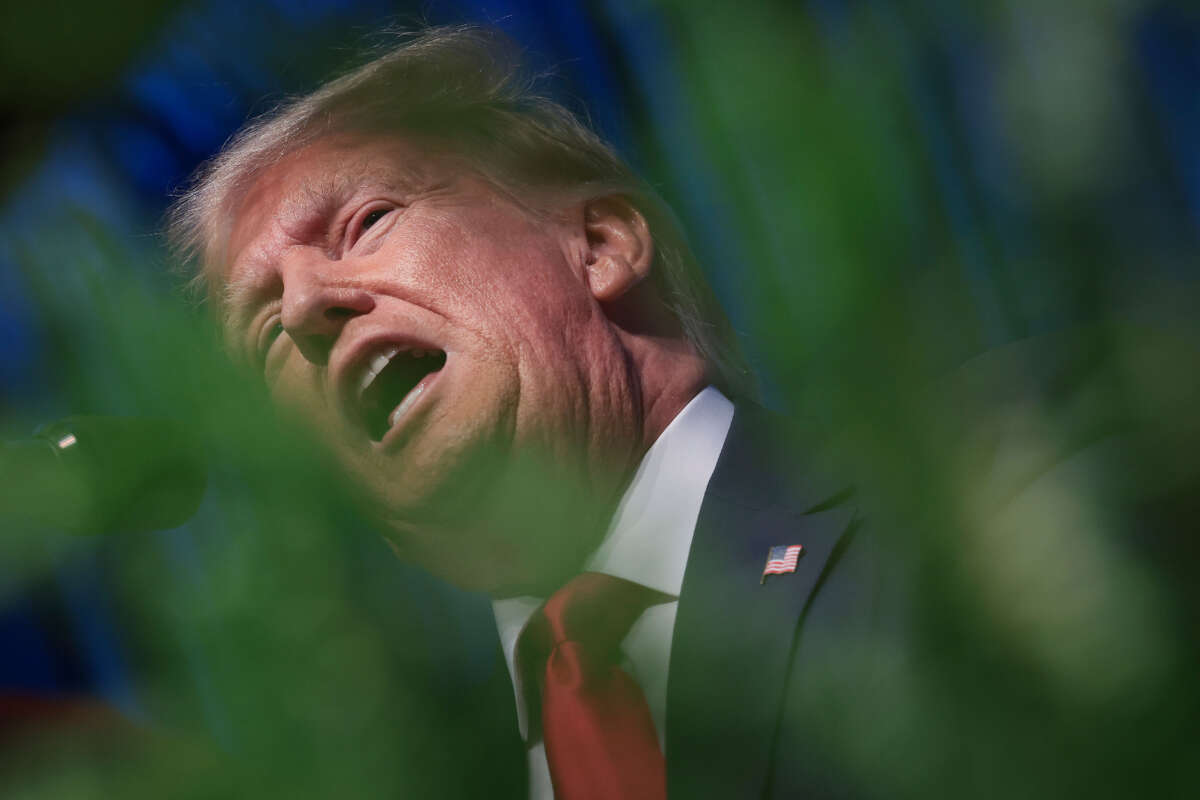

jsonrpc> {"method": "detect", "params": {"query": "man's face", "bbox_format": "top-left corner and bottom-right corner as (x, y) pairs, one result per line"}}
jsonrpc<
(221, 135), (642, 591)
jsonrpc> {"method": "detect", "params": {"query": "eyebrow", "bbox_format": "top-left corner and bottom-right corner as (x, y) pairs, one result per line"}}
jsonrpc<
(217, 151), (429, 329)
(218, 176), (356, 329)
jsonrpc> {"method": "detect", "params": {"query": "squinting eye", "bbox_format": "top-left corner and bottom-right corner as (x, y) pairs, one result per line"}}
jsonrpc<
(361, 208), (389, 231)
(260, 321), (284, 362)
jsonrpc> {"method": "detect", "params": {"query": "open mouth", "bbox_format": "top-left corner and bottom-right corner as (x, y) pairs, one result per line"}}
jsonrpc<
(356, 347), (447, 441)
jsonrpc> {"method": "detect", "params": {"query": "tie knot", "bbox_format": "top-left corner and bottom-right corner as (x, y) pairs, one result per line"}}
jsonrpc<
(515, 573), (669, 725)
(539, 572), (665, 652)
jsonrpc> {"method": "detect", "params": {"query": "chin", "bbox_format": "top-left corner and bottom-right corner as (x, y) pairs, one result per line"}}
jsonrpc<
(346, 399), (616, 592)
(378, 515), (520, 594)
(374, 454), (609, 595)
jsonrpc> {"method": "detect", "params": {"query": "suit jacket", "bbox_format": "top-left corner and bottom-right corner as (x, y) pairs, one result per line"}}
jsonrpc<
(461, 403), (880, 799)
(667, 404), (876, 799)
(661, 327), (1173, 799)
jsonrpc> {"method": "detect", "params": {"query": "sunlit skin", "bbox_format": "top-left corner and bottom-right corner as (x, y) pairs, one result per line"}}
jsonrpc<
(219, 134), (707, 595)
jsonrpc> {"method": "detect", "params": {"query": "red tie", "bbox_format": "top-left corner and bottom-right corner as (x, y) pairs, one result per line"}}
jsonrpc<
(516, 572), (669, 800)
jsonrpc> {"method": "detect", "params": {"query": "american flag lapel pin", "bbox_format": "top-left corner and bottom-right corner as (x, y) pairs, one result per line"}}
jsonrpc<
(761, 544), (804, 584)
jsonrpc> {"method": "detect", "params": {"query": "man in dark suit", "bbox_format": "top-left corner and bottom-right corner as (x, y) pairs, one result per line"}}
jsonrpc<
(168, 24), (874, 799)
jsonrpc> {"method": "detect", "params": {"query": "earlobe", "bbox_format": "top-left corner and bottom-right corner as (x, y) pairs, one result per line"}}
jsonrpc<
(582, 196), (654, 303)
(586, 254), (640, 303)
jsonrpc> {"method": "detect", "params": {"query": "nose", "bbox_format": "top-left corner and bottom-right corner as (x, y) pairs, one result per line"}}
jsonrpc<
(280, 262), (374, 366)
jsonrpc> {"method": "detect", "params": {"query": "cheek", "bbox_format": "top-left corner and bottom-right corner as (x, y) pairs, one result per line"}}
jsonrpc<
(467, 240), (592, 340)
(389, 208), (595, 362)
(269, 353), (339, 435)
(416, 210), (582, 303)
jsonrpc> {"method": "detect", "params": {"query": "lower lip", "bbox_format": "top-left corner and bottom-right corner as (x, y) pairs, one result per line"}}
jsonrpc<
(378, 368), (442, 445)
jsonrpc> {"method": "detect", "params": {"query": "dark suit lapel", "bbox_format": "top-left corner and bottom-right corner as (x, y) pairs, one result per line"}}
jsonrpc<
(666, 407), (855, 798)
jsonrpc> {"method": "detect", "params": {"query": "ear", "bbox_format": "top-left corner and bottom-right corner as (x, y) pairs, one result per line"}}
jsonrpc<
(582, 195), (654, 303)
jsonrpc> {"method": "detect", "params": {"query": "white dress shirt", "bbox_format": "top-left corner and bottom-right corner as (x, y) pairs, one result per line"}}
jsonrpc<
(493, 386), (735, 800)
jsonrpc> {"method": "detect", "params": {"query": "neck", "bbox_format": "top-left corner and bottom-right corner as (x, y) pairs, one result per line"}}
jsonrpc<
(630, 335), (709, 457)
(424, 330), (708, 600)
(487, 335), (705, 599)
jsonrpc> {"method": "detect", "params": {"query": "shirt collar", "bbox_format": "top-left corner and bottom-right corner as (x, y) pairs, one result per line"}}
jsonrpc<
(582, 385), (734, 596)
(492, 386), (734, 739)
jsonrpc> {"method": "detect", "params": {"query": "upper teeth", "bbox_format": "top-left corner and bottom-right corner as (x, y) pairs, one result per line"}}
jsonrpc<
(358, 347), (399, 397)
(357, 346), (438, 397)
